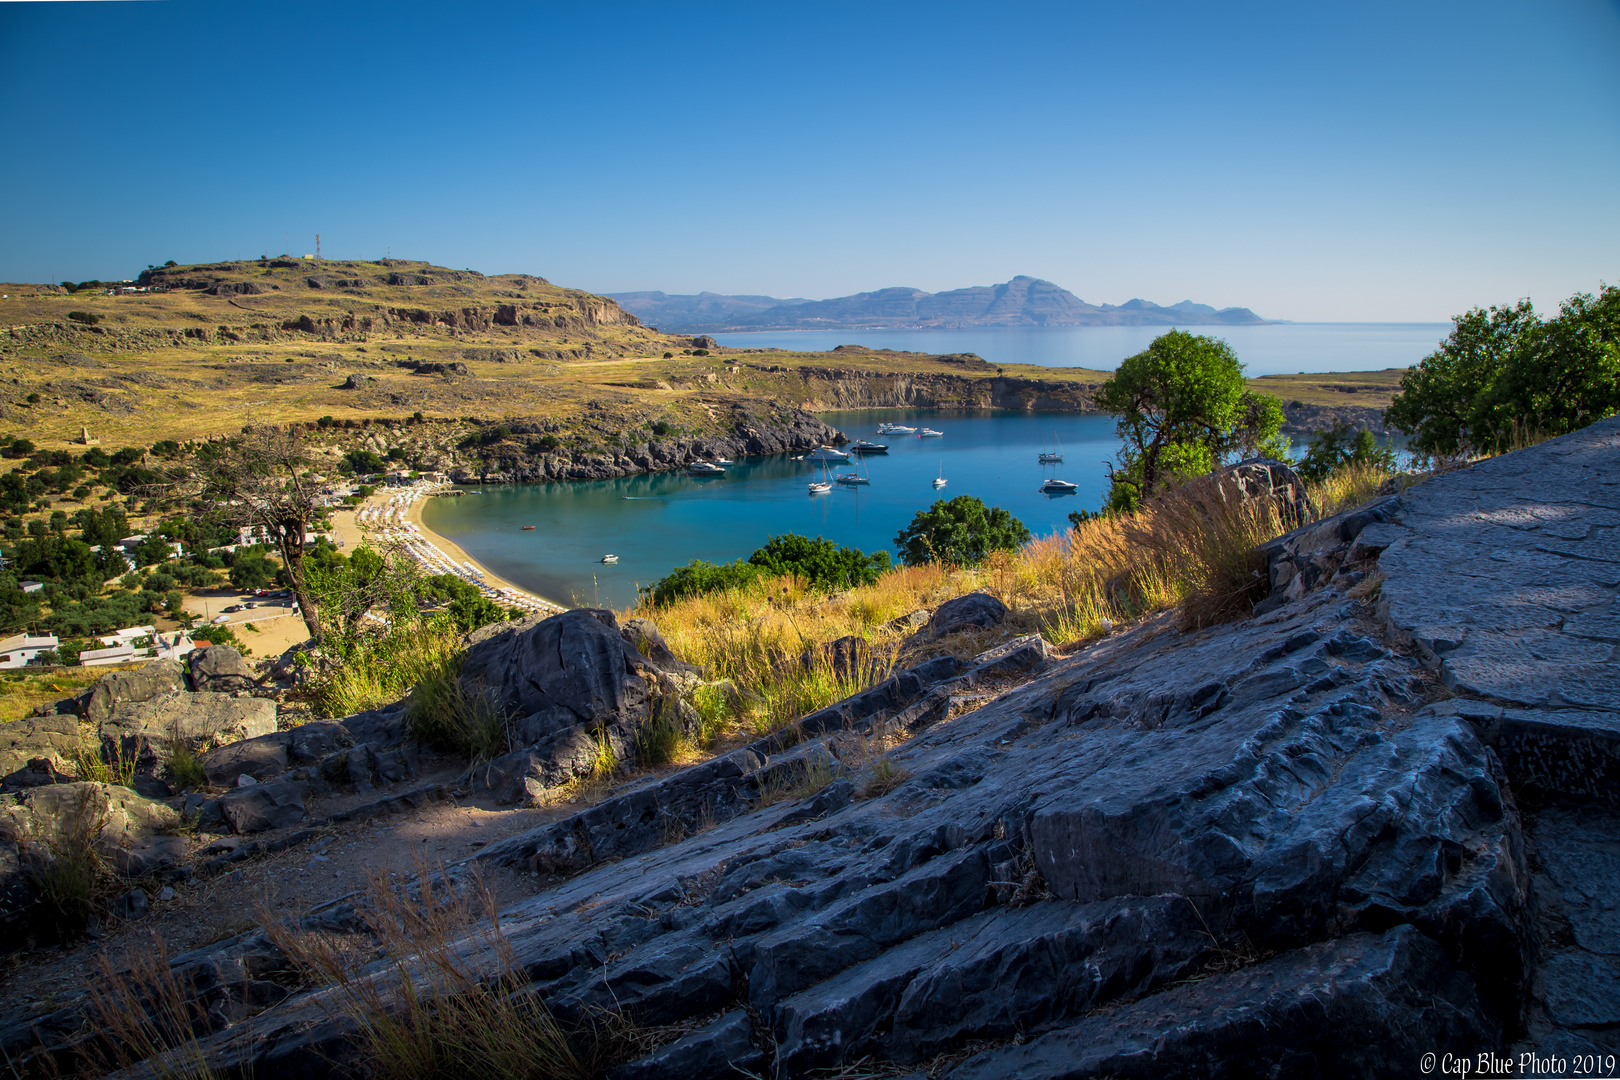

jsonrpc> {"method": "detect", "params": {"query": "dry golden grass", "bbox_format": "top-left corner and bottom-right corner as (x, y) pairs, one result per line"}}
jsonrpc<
(260, 857), (658, 1080)
(0, 667), (103, 724)
(638, 461), (1400, 722)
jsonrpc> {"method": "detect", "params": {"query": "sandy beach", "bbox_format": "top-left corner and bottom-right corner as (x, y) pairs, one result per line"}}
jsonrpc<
(391, 489), (571, 613)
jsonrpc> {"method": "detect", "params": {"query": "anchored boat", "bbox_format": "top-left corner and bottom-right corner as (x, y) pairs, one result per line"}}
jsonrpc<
(806, 445), (850, 461)
(849, 440), (889, 454)
(687, 461), (727, 476)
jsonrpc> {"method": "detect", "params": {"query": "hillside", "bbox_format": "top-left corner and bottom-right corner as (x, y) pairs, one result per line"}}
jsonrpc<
(0, 259), (1380, 484)
(610, 275), (1271, 332)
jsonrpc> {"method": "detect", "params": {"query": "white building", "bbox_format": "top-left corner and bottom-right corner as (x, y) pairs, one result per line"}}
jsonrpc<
(80, 642), (147, 666)
(0, 633), (58, 668)
(19, 581), (43, 594)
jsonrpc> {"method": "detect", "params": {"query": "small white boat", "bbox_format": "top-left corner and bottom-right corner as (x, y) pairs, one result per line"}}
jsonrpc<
(687, 461), (727, 476)
(1038, 431), (1064, 463)
(806, 445), (850, 461)
(713, 457), (734, 466)
(808, 480), (832, 494)
(601, 554), (619, 563)
(1040, 478), (1079, 495)
(918, 427), (944, 438)
(932, 459), (947, 488)
(878, 423), (917, 435)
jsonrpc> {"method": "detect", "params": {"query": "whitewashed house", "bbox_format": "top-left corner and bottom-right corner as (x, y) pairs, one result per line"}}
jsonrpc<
(0, 633), (59, 668)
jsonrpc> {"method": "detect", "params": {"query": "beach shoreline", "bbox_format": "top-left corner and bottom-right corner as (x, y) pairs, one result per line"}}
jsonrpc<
(403, 492), (573, 613)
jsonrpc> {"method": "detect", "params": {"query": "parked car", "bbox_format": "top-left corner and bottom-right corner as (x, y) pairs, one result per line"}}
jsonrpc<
(211, 614), (230, 624)
(244, 601), (257, 609)
(222, 604), (243, 613)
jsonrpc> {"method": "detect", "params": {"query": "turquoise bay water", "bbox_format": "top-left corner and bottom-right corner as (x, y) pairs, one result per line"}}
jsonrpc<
(422, 410), (1123, 610)
(713, 323), (1449, 376)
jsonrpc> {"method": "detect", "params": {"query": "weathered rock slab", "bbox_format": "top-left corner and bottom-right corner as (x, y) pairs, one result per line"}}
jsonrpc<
(944, 927), (1495, 1080)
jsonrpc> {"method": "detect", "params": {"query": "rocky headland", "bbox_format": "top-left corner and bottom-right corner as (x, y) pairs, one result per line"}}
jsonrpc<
(4, 413), (1612, 1077)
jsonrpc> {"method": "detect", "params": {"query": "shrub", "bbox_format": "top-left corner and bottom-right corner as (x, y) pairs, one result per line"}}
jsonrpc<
(67, 310), (102, 325)
(1296, 420), (1396, 483)
(894, 495), (1031, 567)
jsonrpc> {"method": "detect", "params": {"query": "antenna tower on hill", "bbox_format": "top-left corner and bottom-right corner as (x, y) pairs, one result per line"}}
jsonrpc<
(315, 234), (321, 261)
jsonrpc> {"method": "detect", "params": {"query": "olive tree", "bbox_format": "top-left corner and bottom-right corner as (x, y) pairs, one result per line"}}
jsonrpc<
(178, 427), (326, 640)
(1095, 330), (1287, 511)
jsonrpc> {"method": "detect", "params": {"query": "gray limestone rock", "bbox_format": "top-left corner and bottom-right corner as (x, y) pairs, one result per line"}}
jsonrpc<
(187, 645), (258, 693)
(80, 660), (185, 724)
(944, 927), (1494, 1080)
(923, 592), (1007, 638)
(218, 779), (308, 833)
(99, 692), (277, 765)
(0, 715), (82, 778)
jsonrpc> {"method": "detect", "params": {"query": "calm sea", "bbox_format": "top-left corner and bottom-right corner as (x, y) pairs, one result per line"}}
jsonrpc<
(423, 410), (1126, 610)
(424, 323), (1431, 609)
(711, 323), (1449, 376)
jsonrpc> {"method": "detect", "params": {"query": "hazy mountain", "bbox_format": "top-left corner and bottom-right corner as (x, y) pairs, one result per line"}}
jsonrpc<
(609, 276), (1270, 332)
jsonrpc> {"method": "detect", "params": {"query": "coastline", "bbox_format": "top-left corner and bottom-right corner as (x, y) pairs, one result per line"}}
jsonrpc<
(404, 493), (572, 613)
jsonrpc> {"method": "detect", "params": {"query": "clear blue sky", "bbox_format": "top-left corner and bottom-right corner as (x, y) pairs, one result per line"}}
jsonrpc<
(2, 0), (1616, 321)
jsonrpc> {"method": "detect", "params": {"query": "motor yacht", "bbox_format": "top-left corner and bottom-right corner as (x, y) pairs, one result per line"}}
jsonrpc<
(600, 554), (619, 563)
(877, 423), (917, 435)
(849, 440), (889, 454)
(918, 427), (944, 438)
(687, 461), (727, 476)
(806, 445), (850, 461)
(1040, 478), (1079, 495)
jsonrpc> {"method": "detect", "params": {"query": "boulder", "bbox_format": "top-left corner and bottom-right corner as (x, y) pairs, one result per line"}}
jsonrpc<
(100, 692), (277, 763)
(218, 779), (308, 833)
(0, 715), (82, 778)
(80, 660), (185, 724)
(1216, 456), (1314, 525)
(921, 592), (1007, 638)
(458, 609), (652, 749)
(187, 645), (258, 693)
(619, 618), (699, 676)
(1, 781), (179, 853)
(690, 335), (720, 350)
(202, 735), (291, 787)
(338, 373), (371, 390)
(110, 887), (151, 922)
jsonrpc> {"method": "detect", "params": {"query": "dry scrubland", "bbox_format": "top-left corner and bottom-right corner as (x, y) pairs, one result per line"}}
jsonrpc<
(0, 259), (1398, 458)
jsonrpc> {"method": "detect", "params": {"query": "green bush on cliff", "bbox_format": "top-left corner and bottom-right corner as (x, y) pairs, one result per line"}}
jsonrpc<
(644, 533), (891, 606)
(1386, 284), (1620, 459)
(894, 495), (1030, 567)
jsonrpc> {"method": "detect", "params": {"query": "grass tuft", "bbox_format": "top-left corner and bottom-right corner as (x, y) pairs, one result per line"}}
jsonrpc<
(81, 932), (225, 1079)
(403, 638), (512, 764)
(860, 755), (911, 799)
(71, 743), (137, 788)
(165, 730), (208, 790)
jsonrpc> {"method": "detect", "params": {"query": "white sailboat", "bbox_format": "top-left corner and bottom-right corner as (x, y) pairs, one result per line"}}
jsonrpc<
(1038, 432), (1064, 463)
(932, 459), (947, 488)
(808, 459), (832, 494)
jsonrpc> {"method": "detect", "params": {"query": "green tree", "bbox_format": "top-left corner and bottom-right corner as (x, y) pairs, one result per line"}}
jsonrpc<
(1386, 285), (1620, 458)
(1094, 330), (1287, 510)
(894, 495), (1031, 567)
(746, 534), (891, 590)
(420, 572), (507, 632)
(229, 552), (274, 590)
(1296, 420), (1398, 483)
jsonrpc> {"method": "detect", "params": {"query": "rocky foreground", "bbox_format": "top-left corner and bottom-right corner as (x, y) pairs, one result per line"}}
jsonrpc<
(7, 418), (1619, 1078)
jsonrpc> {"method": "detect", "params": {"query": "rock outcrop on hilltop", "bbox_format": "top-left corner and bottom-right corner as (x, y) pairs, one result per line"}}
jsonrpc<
(12, 420), (1618, 1078)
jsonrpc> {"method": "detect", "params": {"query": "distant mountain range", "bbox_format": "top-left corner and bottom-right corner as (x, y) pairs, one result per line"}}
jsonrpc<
(609, 276), (1270, 333)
